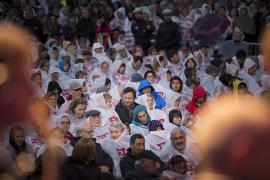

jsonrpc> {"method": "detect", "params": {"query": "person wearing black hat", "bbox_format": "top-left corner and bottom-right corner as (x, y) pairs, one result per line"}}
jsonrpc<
(124, 150), (170, 180)
(131, 7), (155, 56)
(156, 9), (182, 54)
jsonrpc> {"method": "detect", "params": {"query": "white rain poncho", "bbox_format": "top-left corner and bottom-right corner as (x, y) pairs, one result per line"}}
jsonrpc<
(159, 136), (203, 179)
(115, 49), (133, 65)
(69, 63), (85, 78)
(29, 69), (47, 98)
(43, 67), (69, 97)
(152, 55), (165, 82)
(123, 17), (135, 51)
(149, 5), (164, 31)
(137, 94), (168, 123)
(87, 68), (104, 95)
(200, 73), (216, 97)
(193, 51), (206, 71)
(238, 58), (261, 94)
(37, 139), (73, 157)
(202, 3), (212, 13)
(129, 123), (150, 136)
(213, 78), (233, 96)
(44, 99), (60, 116)
(253, 56), (266, 87)
(109, 85), (123, 109)
(178, 51), (188, 67)
(92, 43), (113, 64)
(55, 114), (76, 137)
(101, 131), (130, 179)
(167, 61), (183, 76)
(48, 45), (62, 67)
(162, 170), (192, 180)
(198, 48), (214, 65)
(124, 81), (140, 96)
(181, 85), (193, 107)
(226, 63), (240, 76)
(255, 75), (270, 97)
(99, 61), (117, 86)
(158, 68), (174, 90)
(91, 93), (121, 125)
(125, 60), (142, 76)
(85, 56), (100, 69)
(112, 60), (130, 86)
(161, 90), (185, 115)
(145, 130), (170, 154)
(110, 7), (126, 45)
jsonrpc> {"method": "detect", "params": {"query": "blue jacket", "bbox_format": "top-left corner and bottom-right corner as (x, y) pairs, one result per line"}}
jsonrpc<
(137, 80), (166, 110)
(58, 60), (71, 72)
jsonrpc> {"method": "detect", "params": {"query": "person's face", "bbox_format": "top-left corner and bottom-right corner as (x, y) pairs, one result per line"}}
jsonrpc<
(63, 62), (69, 71)
(53, 50), (59, 60)
(106, 98), (112, 108)
(138, 111), (148, 124)
(160, 60), (166, 68)
(57, 133), (67, 144)
(118, 65), (125, 74)
(71, 88), (81, 99)
(50, 15), (56, 24)
(74, 8), (80, 15)
(110, 126), (123, 140)
(21, 0), (27, 8)
(237, 57), (246, 66)
(40, 50), (48, 58)
(146, 96), (154, 109)
(241, 8), (247, 16)
(47, 95), (57, 107)
(13, 130), (25, 146)
(38, 9), (45, 16)
(61, 7), (69, 15)
(191, 71), (196, 81)
(93, 7), (99, 14)
(164, 15), (172, 21)
(92, 74), (101, 82)
(61, 117), (70, 132)
(150, 7), (154, 15)
(171, 130), (186, 150)
(234, 32), (242, 41)
(172, 54), (180, 64)
(219, 8), (225, 15)
(159, 51), (166, 59)
(238, 85), (247, 95)
(74, 104), (86, 118)
(82, 65), (87, 72)
(197, 10), (202, 15)
(205, 6), (210, 14)
(209, 71), (219, 78)
(34, 75), (43, 87)
(189, 83), (196, 89)
(196, 95), (205, 105)
(89, 115), (101, 127)
(187, 59), (195, 68)
(151, 48), (157, 56)
(214, 3), (220, 12)
(128, 12), (133, 18)
(135, 13), (143, 20)
(123, 92), (135, 106)
(82, 75), (88, 83)
(119, 49), (127, 58)
(196, 53), (203, 65)
(101, 63), (109, 74)
(231, 60), (236, 65)
(41, 16), (47, 25)
(73, 48), (78, 55)
(51, 72), (59, 81)
(52, 88), (59, 95)
(136, 47), (143, 55)
(231, 8), (237, 17)
(182, 51), (189, 59)
(172, 79), (181, 92)
(132, 60), (142, 70)
(95, 47), (102, 54)
(117, 11), (124, 19)
(260, 5), (267, 13)
(80, 123), (94, 138)
(99, 16), (106, 23)
(82, 10), (89, 19)
(248, 65), (256, 75)
(200, 47), (208, 56)
(79, 40), (87, 49)
(25, 11), (32, 19)
(155, 126), (162, 131)
(234, 70), (239, 77)
(182, 8), (188, 15)
(141, 159), (159, 173)
(130, 138), (145, 155)
(146, 73), (155, 84)
(173, 115), (182, 125)
(83, 54), (92, 62)
(174, 97), (181, 107)
(166, 72), (172, 82)
(172, 162), (186, 174)
(105, 5), (112, 13)
(142, 86), (152, 94)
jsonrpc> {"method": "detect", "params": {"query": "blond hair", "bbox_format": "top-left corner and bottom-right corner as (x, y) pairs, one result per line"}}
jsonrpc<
(152, 57), (160, 72)
(109, 122), (125, 132)
(67, 45), (77, 58)
(50, 127), (67, 139)
(72, 138), (96, 165)
(103, 93), (112, 103)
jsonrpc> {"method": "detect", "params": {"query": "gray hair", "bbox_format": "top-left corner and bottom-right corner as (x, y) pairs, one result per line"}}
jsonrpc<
(101, 61), (109, 68)
(75, 121), (88, 136)
(109, 122), (125, 132)
(135, 159), (147, 165)
(62, 6), (69, 11)
(170, 127), (186, 136)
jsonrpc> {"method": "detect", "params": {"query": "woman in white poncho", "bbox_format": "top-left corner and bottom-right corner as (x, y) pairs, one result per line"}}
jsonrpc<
(151, 55), (166, 83)
(48, 45), (62, 67)
(87, 68), (103, 95)
(137, 94), (168, 123)
(43, 92), (60, 116)
(91, 93), (121, 125)
(92, 42), (113, 64)
(158, 68), (174, 90)
(101, 122), (130, 179)
(55, 114), (76, 139)
(29, 69), (47, 98)
(109, 85), (124, 109)
(100, 61), (117, 86)
(161, 90), (185, 115)
(181, 78), (199, 107)
(226, 63), (240, 77)
(109, 7), (126, 45)
(112, 60), (130, 86)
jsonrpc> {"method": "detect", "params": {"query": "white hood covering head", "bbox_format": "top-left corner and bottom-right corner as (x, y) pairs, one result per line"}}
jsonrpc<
(91, 92), (109, 110)
(193, 51), (205, 67)
(137, 94), (157, 111)
(95, 77), (107, 88)
(88, 68), (104, 84)
(92, 43), (105, 56)
(114, 7), (126, 21)
(197, 8), (207, 16)
(261, 75), (270, 89)
(183, 53), (200, 69)
(55, 114), (75, 133)
(202, 3), (212, 13)
(48, 45), (61, 63)
(158, 68), (174, 89)
(115, 48), (133, 62)
(226, 63), (240, 76)
(233, 27), (245, 41)
(243, 58), (256, 73)
(109, 85), (123, 101)
(72, 63), (84, 73)
(113, 60), (125, 74)
(171, 15), (181, 23)
(60, 50), (71, 58)
(166, 90), (182, 107)
(47, 67), (65, 81)
(149, 5), (156, 20)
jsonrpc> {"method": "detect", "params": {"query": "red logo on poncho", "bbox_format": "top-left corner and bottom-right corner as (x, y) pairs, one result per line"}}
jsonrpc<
(31, 139), (44, 146)
(116, 148), (127, 156)
(109, 116), (119, 123)
(62, 89), (70, 96)
(97, 133), (109, 139)
(186, 161), (195, 172)
(157, 92), (164, 96)
(157, 142), (166, 150)
(90, 88), (96, 93)
(159, 119), (165, 123)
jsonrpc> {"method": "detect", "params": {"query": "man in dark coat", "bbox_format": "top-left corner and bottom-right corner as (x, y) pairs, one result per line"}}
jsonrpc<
(22, 9), (42, 39)
(115, 87), (139, 124)
(131, 7), (155, 55)
(156, 9), (182, 54)
(253, 2), (267, 42)
(77, 8), (96, 46)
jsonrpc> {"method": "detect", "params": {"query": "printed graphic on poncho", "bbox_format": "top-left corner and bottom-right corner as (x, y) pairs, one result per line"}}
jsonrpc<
(109, 116), (119, 123)
(116, 148), (127, 156)
(157, 142), (166, 150)
(97, 133), (109, 139)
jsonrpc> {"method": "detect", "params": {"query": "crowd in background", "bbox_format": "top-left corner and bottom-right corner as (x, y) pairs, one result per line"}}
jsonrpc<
(1, 0), (270, 180)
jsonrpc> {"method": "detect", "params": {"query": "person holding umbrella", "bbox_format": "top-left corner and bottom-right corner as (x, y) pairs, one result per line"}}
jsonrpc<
(156, 9), (182, 54)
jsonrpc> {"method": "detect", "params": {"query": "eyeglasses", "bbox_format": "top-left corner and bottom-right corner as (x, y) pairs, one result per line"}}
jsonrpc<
(82, 130), (94, 134)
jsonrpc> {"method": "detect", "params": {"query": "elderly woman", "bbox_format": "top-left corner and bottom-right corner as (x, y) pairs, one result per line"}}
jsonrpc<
(38, 59), (50, 80)
(100, 61), (117, 86)
(56, 114), (75, 140)
(29, 70), (47, 98)
(37, 127), (73, 157)
(129, 105), (151, 136)
(67, 98), (87, 126)
(65, 138), (104, 180)
(101, 122), (130, 179)
(43, 92), (60, 116)
(161, 91), (184, 115)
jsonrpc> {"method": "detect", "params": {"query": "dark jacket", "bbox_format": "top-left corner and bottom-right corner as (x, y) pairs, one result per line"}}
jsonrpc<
(22, 17), (42, 38)
(131, 18), (155, 47)
(156, 20), (182, 49)
(120, 148), (165, 177)
(124, 164), (161, 180)
(115, 100), (139, 124)
(77, 17), (96, 44)
(64, 156), (105, 180)
(47, 81), (65, 107)
(63, 23), (78, 42)
(253, 10), (263, 41)
(70, 137), (114, 173)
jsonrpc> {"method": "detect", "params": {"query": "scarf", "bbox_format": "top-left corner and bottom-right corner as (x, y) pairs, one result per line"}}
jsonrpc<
(67, 132), (74, 141)
(121, 98), (136, 118)
(67, 21), (77, 32)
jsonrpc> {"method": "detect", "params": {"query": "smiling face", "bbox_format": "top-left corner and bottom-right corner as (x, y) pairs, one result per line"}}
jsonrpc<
(171, 129), (186, 150)
(13, 130), (25, 146)
(61, 116), (70, 132)
(74, 104), (86, 118)
(34, 74), (43, 87)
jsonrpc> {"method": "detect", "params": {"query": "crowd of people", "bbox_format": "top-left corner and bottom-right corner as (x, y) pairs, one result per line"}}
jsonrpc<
(1, 0), (270, 180)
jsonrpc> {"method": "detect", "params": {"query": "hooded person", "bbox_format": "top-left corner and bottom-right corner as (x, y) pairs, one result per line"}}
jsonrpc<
(193, 51), (206, 71)
(29, 70), (47, 99)
(202, 3), (212, 14)
(125, 73), (145, 96)
(169, 76), (183, 93)
(99, 61), (117, 86)
(149, 5), (164, 31)
(58, 59), (71, 76)
(251, 56), (266, 87)
(123, 9), (136, 51)
(91, 93), (121, 125)
(55, 114), (75, 138)
(47, 80), (66, 107)
(45, 38), (58, 50)
(87, 68), (103, 95)
(161, 90), (185, 115)
(57, 6), (69, 27)
(145, 120), (170, 154)
(146, 46), (159, 65)
(101, 122), (130, 179)
(197, 41), (214, 65)
(48, 45), (62, 67)
(69, 63), (86, 79)
(125, 55), (144, 76)
(151, 55), (166, 82)
(137, 94), (169, 123)
(129, 105), (151, 136)
(115, 45), (134, 65)
(233, 79), (248, 102)
(43, 67), (69, 97)
(255, 75), (270, 97)
(85, 110), (110, 144)
(182, 78), (198, 106)
(226, 63), (240, 77)
(137, 80), (166, 110)
(213, 73), (234, 96)
(112, 60), (130, 86)
(43, 92), (61, 116)
(109, 85), (124, 109)
(158, 68), (174, 90)
(178, 47), (189, 67)
(92, 43), (113, 65)
(109, 7), (126, 45)
(81, 49), (100, 69)
(159, 128), (202, 180)
(238, 58), (261, 93)
(219, 27), (249, 59)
